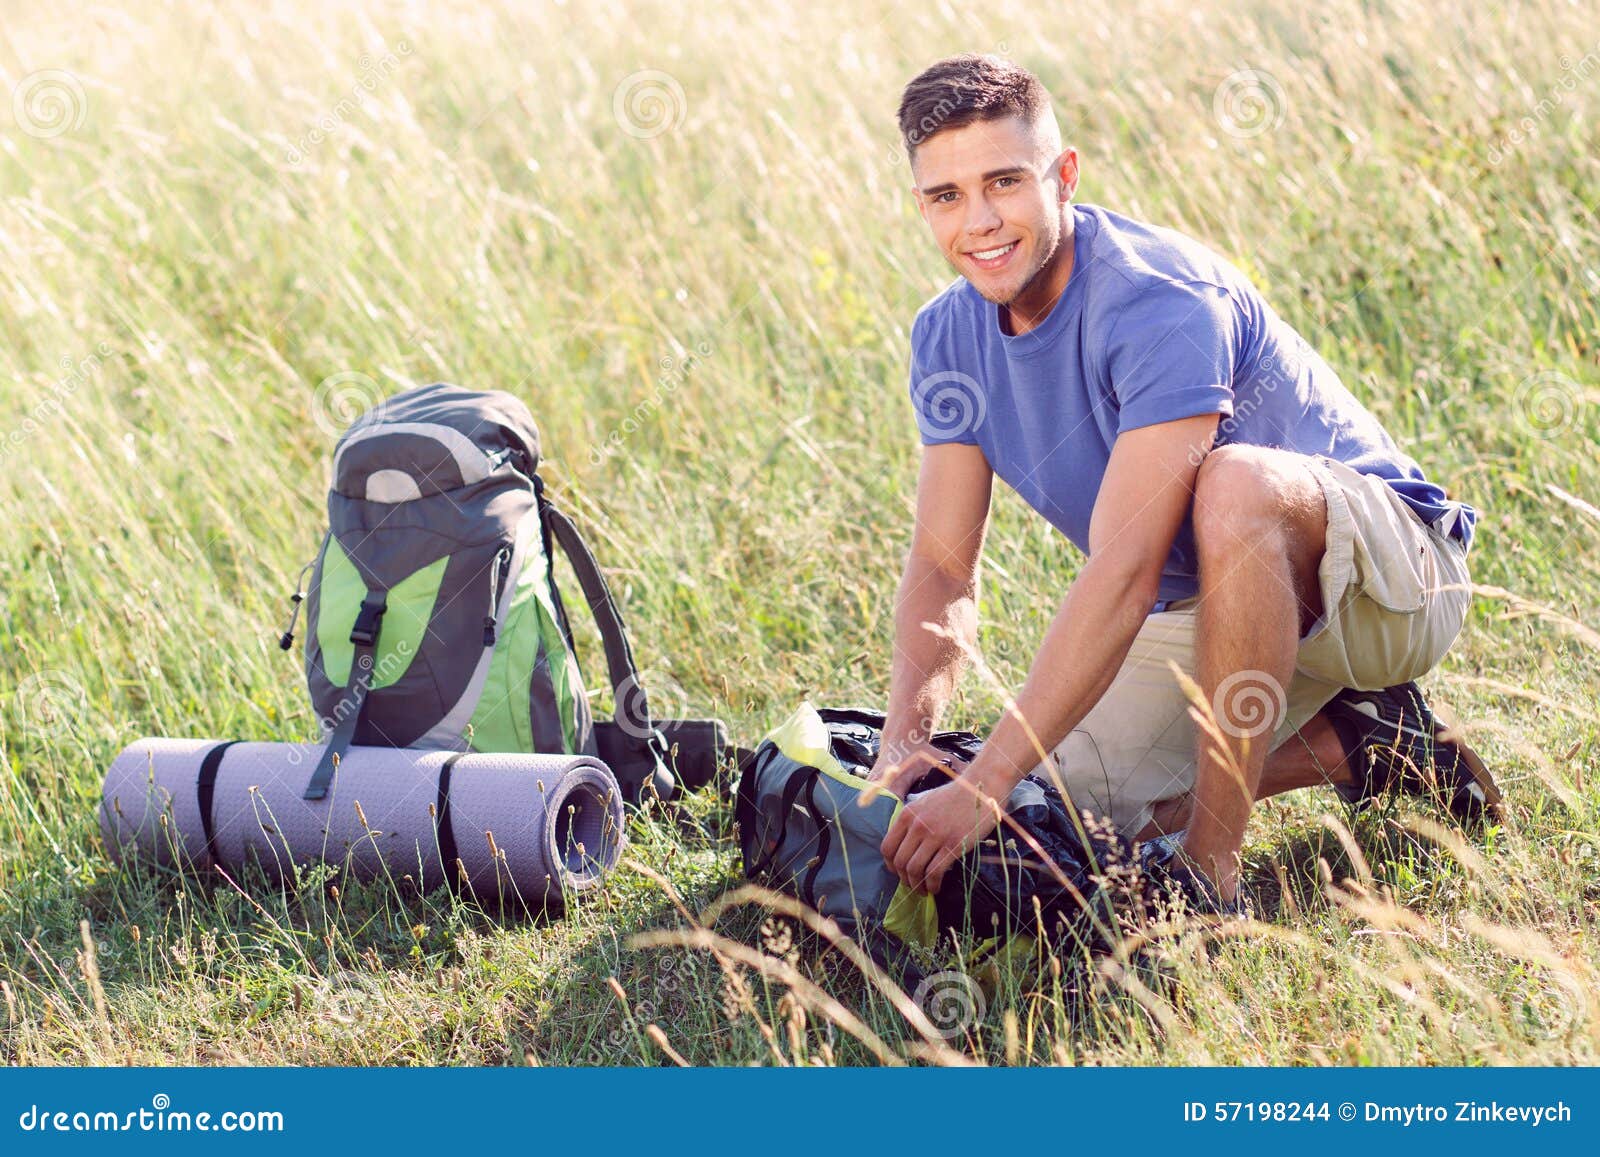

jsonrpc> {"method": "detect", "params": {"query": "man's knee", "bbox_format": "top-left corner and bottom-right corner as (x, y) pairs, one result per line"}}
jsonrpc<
(1192, 445), (1328, 605)
(1194, 446), (1293, 541)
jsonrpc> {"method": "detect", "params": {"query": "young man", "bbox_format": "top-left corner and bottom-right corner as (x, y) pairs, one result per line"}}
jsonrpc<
(870, 54), (1501, 909)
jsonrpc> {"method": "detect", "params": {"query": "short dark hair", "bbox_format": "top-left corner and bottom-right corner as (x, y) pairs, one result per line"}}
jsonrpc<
(897, 54), (1050, 156)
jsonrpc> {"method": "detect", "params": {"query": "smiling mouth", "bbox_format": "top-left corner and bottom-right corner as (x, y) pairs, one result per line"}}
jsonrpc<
(966, 240), (1018, 268)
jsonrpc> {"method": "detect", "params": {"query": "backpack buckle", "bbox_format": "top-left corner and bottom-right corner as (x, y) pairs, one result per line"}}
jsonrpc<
(349, 595), (388, 646)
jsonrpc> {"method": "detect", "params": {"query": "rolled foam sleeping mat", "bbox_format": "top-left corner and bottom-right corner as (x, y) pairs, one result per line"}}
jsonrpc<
(100, 739), (625, 908)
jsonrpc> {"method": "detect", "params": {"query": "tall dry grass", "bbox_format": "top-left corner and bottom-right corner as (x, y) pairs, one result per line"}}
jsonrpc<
(1, 0), (1596, 1064)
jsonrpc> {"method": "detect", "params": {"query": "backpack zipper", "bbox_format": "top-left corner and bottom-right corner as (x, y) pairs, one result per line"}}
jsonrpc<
(278, 542), (326, 650)
(482, 543), (512, 646)
(488, 444), (534, 481)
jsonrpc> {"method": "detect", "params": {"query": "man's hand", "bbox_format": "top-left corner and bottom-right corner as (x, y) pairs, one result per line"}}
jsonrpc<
(865, 738), (965, 799)
(880, 775), (1005, 895)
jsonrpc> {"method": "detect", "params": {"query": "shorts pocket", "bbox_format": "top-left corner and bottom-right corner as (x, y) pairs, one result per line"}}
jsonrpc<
(1342, 469), (1430, 615)
(1352, 530), (1430, 614)
(1297, 459), (1438, 690)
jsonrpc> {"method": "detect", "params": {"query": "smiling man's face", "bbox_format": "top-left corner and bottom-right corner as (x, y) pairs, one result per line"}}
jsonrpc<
(911, 114), (1078, 320)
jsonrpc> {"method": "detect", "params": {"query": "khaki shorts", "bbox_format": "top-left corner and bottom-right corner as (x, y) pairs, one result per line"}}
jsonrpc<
(1042, 455), (1472, 839)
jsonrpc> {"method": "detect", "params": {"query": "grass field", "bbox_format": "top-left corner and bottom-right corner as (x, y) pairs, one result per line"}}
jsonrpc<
(2, 0), (1598, 1066)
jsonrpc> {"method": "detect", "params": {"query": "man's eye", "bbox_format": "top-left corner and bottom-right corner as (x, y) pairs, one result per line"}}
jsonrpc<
(934, 191), (959, 204)
(993, 176), (1019, 190)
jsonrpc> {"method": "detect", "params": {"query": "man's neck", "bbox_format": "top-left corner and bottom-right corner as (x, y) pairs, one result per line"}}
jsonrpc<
(999, 218), (1077, 338)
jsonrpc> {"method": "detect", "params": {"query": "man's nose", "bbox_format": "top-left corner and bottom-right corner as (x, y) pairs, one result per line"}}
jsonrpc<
(964, 197), (1002, 236)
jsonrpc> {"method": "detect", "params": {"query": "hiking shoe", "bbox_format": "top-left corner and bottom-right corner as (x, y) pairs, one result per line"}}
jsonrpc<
(1323, 682), (1504, 824)
(1139, 834), (1253, 918)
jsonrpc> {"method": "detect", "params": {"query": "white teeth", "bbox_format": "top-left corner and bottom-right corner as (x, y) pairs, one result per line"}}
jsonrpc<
(972, 243), (1015, 261)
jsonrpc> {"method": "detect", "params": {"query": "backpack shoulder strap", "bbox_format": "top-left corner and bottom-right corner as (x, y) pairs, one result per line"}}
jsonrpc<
(537, 490), (652, 734)
(535, 482), (678, 802)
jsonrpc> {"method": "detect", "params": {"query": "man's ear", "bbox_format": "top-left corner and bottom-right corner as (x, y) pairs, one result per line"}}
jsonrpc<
(911, 185), (930, 224)
(1054, 147), (1080, 204)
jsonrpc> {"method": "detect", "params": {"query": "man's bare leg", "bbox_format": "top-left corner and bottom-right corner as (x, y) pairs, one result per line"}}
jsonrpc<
(1176, 446), (1330, 901)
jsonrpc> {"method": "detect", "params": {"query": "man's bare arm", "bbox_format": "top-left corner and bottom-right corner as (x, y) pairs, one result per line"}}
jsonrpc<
(959, 413), (1220, 795)
(882, 413), (1221, 892)
(868, 442), (993, 793)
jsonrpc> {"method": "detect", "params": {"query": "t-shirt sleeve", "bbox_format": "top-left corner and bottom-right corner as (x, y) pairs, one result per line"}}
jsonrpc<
(1105, 281), (1237, 435)
(907, 308), (983, 446)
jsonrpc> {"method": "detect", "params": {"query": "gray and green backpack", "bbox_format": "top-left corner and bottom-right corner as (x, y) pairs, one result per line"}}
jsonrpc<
(280, 382), (709, 803)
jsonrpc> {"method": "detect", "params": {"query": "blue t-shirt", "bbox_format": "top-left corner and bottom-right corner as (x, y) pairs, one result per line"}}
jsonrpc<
(908, 203), (1476, 604)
